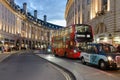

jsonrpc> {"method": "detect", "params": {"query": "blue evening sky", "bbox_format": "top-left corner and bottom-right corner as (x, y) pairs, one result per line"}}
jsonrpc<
(15, 0), (67, 26)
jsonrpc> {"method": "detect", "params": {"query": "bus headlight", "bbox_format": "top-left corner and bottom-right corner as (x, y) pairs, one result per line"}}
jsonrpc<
(108, 56), (113, 61)
(74, 50), (77, 53)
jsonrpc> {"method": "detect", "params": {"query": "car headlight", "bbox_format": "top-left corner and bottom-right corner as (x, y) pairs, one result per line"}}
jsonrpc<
(74, 50), (77, 53)
(107, 56), (113, 61)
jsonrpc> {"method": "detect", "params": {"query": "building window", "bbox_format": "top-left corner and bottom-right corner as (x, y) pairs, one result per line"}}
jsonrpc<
(82, 0), (85, 9)
(41, 31), (43, 36)
(78, 4), (80, 12)
(102, 0), (107, 11)
(47, 32), (50, 41)
(78, 16), (80, 24)
(87, 0), (90, 5)
(82, 13), (84, 23)
(87, 11), (90, 21)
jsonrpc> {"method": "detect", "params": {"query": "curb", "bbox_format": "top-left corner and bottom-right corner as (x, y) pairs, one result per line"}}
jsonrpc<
(36, 54), (76, 80)
(0, 53), (13, 62)
(0, 54), (11, 62)
(0, 50), (22, 62)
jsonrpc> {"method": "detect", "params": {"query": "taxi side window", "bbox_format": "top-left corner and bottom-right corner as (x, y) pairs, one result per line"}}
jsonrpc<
(86, 45), (98, 54)
(81, 45), (88, 52)
(86, 45), (92, 53)
(103, 45), (109, 53)
(92, 46), (98, 54)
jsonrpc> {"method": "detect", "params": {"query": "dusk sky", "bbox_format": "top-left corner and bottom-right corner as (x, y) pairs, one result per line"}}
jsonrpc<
(15, 0), (67, 26)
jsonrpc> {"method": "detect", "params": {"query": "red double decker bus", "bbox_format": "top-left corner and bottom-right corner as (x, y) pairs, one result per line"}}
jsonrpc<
(52, 24), (94, 58)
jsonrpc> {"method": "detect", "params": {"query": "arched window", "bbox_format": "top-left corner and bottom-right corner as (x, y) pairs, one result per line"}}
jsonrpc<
(87, 0), (90, 5)
(102, 0), (108, 11)
(95, 23), (107, 34)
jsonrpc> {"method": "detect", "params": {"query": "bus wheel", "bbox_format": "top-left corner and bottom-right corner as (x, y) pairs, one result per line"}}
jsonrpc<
(64, 52), (67, 57)
(81, 57), (86, 65)
(99, 61), (106, 70)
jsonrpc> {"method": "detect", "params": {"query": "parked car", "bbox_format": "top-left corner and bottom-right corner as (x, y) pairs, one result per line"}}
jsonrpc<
(80, 43), (120, 70)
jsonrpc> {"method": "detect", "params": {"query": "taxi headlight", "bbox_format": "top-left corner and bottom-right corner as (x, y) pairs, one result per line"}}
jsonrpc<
(74, 50), (77, 53)
(107, 56), (113, 61)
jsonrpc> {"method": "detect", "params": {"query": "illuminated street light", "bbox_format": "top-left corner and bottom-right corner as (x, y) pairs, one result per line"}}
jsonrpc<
(1, 40), (4, 44)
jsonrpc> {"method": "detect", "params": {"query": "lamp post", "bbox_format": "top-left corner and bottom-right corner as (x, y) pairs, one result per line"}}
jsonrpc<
(113, 0), (116, 45)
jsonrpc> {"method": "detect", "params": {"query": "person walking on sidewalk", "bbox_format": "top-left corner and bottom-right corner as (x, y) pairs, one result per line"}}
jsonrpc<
(117, 44), (120, 53)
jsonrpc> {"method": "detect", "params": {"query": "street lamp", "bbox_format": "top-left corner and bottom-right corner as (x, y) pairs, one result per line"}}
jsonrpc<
(1, 40), (4, 45)
(112, 0), (116, 45)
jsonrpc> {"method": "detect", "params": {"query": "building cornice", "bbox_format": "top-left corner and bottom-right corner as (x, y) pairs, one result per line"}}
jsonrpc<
(1, 0), (26, 20)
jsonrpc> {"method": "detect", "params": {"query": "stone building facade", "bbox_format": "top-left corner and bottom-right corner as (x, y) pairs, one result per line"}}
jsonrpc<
(65, 0), (120, 46)
(0, 0), (62, 50)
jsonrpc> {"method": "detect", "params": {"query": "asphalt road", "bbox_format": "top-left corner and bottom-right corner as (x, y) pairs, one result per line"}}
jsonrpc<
(0, 52), (67, 80)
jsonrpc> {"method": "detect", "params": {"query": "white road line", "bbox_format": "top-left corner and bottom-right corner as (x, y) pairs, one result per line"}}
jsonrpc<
(49, 63), (72, 80)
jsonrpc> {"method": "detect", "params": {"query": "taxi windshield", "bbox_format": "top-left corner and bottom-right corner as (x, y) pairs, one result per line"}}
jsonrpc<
(99, 44), (117, 53)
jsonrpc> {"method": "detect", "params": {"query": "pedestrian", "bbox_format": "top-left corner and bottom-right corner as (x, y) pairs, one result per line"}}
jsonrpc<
(117, 44), (120, 53)
(1, 46), (4, 53)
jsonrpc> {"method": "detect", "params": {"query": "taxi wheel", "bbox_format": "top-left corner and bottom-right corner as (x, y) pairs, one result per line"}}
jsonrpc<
(99, 61), (106, 70)
(81, 57), (86, 65)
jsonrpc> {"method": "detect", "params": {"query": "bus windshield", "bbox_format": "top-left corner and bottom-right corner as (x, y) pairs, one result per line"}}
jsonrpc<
(75, 25), (91, 33)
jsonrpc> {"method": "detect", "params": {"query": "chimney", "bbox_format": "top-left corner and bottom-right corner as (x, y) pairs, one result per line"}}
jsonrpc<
(44, 15), (47, 22)
(12, 0), (14, 3)
(34, 10), (37, 18)
(23, 3), (27, 14)
(9, 0), (14, 4)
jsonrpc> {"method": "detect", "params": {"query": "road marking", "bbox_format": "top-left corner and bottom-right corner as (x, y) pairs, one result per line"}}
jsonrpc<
(49, 63), (72, 80)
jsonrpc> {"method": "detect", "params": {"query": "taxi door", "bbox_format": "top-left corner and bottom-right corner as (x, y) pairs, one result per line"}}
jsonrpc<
(89, 45), (99, 65)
